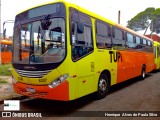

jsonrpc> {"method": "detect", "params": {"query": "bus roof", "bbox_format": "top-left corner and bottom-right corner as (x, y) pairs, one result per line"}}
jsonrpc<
(16, 0), (63, 15)
(65, 1), (115, 25)
(16, 0), (115, 25)
(115, 23), (153, 42)
(16, 0), (153, 42)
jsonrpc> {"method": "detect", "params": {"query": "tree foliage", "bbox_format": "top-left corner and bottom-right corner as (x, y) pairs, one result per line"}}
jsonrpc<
(127, 7), (160, 34)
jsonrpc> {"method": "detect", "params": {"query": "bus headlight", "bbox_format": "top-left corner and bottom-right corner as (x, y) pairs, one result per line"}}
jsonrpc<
(48, 73), (69, 88)
(12, 76), (17, 84)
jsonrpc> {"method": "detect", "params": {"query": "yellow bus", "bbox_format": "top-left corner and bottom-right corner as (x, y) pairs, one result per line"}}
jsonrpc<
(12, 0), (154, 101)
(153, 41), (160, 70)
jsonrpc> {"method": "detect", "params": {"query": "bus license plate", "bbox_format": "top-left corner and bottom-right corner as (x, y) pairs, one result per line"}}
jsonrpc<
(26, 87), (35, 93)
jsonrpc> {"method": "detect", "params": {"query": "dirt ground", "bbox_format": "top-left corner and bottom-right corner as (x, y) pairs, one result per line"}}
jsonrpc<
(0, 76), (21, 101)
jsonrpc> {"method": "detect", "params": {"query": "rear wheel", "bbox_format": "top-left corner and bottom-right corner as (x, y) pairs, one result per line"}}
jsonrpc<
(96, 74), (110, 99)
(141, 67), (146, 80)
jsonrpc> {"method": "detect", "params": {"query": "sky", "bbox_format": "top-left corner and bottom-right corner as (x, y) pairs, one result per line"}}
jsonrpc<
(1, 0), (160, 36)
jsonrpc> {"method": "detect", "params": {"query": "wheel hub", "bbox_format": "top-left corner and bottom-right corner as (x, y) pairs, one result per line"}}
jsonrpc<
(99, 78), (107, 92)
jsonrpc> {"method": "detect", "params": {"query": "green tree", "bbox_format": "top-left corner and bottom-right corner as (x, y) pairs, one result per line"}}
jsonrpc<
(127, 7), (160, 35)
(153, 8), (160, 33)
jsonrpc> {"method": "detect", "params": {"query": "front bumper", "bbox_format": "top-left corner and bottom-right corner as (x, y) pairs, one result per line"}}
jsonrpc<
(12, 80), (69, 101)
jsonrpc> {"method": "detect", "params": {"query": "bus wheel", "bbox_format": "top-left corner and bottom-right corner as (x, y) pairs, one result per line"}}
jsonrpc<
(141, 67), (146, 80)
(96, 74), (110, 99)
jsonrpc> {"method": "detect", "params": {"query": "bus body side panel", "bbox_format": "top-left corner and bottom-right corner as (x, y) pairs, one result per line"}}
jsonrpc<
(117, 50), (154, 83)
(74, 53), (96, 98)
(117, 50), (128, 83)
(146, 52), (154, 72)
(117, 50), (140, 83)
(95, 49), (117, 86)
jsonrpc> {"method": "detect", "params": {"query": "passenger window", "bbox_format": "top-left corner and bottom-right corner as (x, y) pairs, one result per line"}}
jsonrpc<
(112, 27), (125, 50)
(96, 21), (111, 48)
(135, 36), (142, 50)
(148, 41), (151, 46)
(126, 33), (135, 49)
(70, 10), (93, 61)
(142, 39), (147, 52)
(77, 26), (92, 46)
(135, 36), (140, 44)
(114, 28), (123, 40)
(127, 33), (133, 42)
(143, 39), (147, 45)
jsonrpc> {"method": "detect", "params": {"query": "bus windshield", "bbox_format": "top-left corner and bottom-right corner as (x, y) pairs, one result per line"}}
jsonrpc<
(13, 17), (65, 64)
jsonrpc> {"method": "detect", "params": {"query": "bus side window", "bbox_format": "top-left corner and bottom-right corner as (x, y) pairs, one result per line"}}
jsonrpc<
(142, 39), (147, 52)
(70, 10), (93, 61)
(72, 25), (93, 60)
(126, 33), (135, 49)
(96, 20), (112, 49)
(149, 41), (152, 53)
(135, 36), (143, 50)
(112, 27), (125, 50)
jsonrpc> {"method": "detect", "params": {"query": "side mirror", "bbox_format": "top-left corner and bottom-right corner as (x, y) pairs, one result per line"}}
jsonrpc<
(77, 22), (84, 33)
(3, 28), (6, 39)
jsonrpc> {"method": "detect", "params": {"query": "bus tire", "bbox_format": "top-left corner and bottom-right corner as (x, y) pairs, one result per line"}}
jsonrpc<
(96, 73), (110, 99)
(141, 66), (146, 80)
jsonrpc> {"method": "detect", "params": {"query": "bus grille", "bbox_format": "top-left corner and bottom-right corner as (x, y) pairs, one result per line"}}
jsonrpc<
(15, 69), (52, 78)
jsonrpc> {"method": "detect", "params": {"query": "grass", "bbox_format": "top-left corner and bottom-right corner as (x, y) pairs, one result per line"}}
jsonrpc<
(0, 64), (12, 76)
(0, 78), (7, 84)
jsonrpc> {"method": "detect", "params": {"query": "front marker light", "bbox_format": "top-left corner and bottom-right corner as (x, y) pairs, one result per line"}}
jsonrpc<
(48, 73), (69, 88)
(12, 76), (17, 84)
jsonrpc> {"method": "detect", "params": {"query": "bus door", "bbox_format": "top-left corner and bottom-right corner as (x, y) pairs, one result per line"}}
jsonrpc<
(71, 21), (95, 97)
(157, 44), (160, 69)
